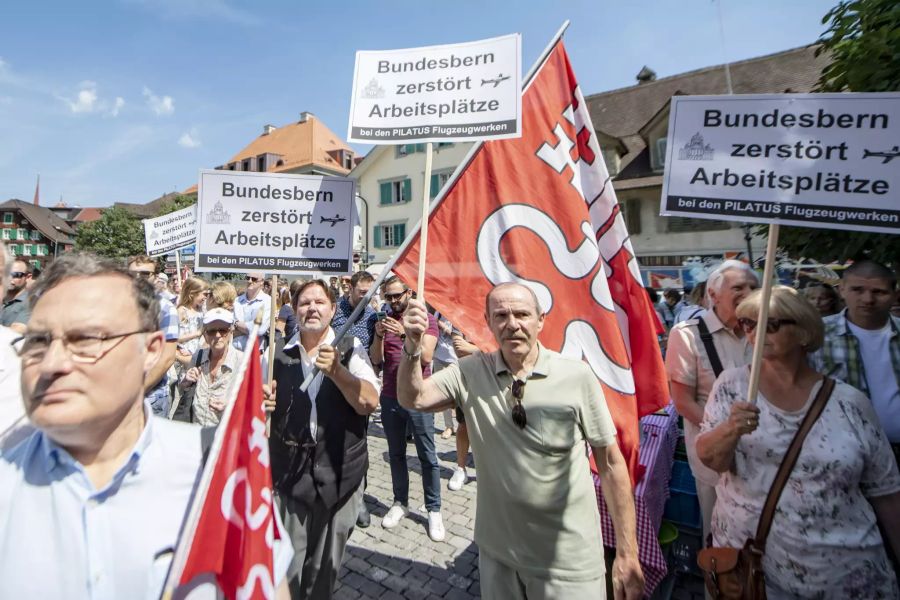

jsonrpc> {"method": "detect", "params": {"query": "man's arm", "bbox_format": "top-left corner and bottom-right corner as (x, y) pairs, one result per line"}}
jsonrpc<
(670, 381), (704, 427)
(592, 443), (644, 600)
(397, 299), (455, 413)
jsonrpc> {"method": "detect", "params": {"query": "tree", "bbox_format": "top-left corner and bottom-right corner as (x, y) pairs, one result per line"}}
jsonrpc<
(75, 206), (146, 260)
(770, 0), (900, 268)
(157, 193), (197, 216)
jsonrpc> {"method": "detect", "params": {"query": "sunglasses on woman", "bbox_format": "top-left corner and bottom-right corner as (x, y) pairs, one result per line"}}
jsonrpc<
(511, 378), (527, 429)
(738, 317), (797, 334)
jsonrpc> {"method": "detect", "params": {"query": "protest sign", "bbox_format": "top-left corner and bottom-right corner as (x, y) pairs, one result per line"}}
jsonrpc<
(195, 170), (356, 275)
(142, 204), (197, 257)
(660, 93), (900, 234)
(348, 33), (521, 144)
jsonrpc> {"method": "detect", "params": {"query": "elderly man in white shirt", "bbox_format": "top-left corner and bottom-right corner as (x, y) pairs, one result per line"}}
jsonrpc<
(234, 271), (272, 352)
(0, 252), (291, 599)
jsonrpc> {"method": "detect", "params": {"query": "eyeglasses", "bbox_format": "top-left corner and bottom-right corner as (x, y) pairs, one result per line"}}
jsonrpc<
(511, 378), (527, 429)
(11, 329), (151, 364)
(132, 270), (156, 278)
(247, 276), (262, 283)
(384, 290), (409, 302)
(738, 317), (797, 334)
(204, 327), (232, 337)
(10, 271), (28, 279)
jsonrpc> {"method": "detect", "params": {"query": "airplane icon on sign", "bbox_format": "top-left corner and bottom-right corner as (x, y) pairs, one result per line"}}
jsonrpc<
(862, 146), (900, 164)
(481, 74), (510, 88)
(320, 215), (347, 227)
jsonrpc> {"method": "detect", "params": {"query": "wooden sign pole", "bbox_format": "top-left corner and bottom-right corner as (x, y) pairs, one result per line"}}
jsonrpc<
(745, 223), (780, 405)
(417, 142), (434, 299)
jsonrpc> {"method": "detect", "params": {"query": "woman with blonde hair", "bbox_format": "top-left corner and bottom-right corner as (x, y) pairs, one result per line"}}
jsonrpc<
(696, 286), (899, 597)
(208, 280), (237, 311)
(175, 276), (210, 367)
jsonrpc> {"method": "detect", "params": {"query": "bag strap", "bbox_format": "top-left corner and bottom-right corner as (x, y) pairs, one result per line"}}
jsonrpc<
(754, 377), (836, 547)
(696, 317), (724, 378)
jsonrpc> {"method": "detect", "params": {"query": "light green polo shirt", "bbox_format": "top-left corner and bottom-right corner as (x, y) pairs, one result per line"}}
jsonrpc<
(429, 344), (617, 581)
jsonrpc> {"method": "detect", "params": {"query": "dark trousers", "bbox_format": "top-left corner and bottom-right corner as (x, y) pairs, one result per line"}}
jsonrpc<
(380, 395), (441, 512)
(277, 484), (363, 600)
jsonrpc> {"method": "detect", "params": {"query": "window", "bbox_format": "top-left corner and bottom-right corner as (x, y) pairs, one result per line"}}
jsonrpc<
(227, 163), (236, 171)
(430, 171), (453, 199)
(2, 213), (12, 224)
(395, 144), (427, 158)
(31, 230), (40, 241)
(9, 244), (18, 256)
(620, 199), (641, 234)
(257, 156), (266, 172)
(379, 179), (411, 205)
(17, 228), (27, 240)
(437, 142), (453, 149)
(601, 148), (619, 177)
(37, 244), (47, 256)
(374, 222), (406, 248)
(666, 216), (730, 233)
(2, 229), (10, 240)
(21, 244), (31, 256)
(653, 138), (668, 171)
(242, 159), (251, 172)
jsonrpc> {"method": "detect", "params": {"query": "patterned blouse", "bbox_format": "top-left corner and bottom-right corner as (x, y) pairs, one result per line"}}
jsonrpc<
(701, 367), (900, 598)
(191, 346), (243, 427)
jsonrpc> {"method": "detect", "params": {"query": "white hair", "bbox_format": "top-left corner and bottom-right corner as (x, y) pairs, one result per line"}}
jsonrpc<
(706, 260), (758, 304)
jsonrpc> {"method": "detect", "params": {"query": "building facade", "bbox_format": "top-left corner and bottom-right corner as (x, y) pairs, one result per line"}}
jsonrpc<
(0, 199), (76, 268)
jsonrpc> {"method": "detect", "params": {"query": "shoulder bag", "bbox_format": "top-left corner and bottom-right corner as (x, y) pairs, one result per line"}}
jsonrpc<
(696, 377), (836, 599)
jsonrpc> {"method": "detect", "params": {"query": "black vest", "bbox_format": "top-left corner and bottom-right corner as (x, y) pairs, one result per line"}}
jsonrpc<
(269, 336), (368, 509)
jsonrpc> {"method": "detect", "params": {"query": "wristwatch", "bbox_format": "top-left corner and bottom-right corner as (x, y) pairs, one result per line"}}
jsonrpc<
(402, 343), (422, 361)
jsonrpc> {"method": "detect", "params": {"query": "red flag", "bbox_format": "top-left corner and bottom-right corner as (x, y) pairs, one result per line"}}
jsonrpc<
(167, 338), (278, 598)
(392, 41), (668, 481)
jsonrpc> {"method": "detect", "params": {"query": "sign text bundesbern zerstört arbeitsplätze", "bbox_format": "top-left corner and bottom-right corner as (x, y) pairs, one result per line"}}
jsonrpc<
(195, 170), (357, 275)
(660, 93), (900, 234)
(348, 33), (521, 144)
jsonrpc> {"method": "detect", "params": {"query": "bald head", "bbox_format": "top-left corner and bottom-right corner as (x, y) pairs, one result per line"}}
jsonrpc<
(484, 282), (543, 317)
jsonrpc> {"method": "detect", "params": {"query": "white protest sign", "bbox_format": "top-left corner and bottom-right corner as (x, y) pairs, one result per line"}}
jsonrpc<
(660, 93), (900, 234)
(196, 170), (356, 275)
(143, 204), (197, 257)
(348, 33), (521, 144)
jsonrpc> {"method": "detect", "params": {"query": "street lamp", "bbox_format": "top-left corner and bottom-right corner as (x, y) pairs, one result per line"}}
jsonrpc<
(741, 223), (754, 265)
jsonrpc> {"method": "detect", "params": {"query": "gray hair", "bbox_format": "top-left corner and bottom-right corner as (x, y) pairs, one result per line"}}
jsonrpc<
(30, 252), (159, 332)
(706, 260), (759, 304)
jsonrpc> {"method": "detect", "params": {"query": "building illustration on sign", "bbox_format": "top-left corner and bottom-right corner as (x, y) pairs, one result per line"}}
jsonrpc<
(206, 201), (231, 225)
(361, 79), (385, 99)
(678, 132), (715, 160)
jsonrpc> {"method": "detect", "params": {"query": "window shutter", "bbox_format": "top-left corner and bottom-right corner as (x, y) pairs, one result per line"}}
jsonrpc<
(374, 226), (382, 248)
(393, 223), (406, 245)
(415, 144), (426, 153)
(406, 144), (416, 155)
(380, 182), (391, 205)
(430, 174), (439, 199)
(402, 179), (412, 203)
(626, 199), (641, 234)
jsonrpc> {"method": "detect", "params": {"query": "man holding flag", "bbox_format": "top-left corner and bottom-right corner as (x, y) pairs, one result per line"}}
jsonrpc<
(397, 283), (643, 599)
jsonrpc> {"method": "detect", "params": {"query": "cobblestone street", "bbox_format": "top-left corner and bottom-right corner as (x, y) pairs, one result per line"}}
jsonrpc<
(335, 419), (481, 600)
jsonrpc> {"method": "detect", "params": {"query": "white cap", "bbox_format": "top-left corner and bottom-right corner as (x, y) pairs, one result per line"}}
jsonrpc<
(156, 273), (169, 282)
(202, 308), (235, 326)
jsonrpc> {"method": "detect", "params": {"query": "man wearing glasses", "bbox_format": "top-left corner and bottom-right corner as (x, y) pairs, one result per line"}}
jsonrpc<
(396, 283), (644, 600)
(369, 276), (444, 541)
(127, 255), (178, 417)
(234, 271), (271, 352)
(0, 258), (32, 334)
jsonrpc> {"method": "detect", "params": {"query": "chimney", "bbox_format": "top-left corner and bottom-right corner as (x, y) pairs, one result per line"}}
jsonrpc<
(262, 124), (276, 135)
(33, 174), (40, 206)
(298, 111), (314, 123)
(636, 66), (657, 84)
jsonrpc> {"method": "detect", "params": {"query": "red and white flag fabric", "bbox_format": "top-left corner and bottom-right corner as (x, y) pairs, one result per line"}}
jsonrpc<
(392, 41), (668, 481)
(165, 337), (278, 599)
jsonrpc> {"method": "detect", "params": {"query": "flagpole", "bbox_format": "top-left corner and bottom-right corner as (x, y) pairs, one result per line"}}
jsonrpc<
(746, 223), (780, 405)
(417, 143), (434, 299)
(266, 275), (278, 435)
(174, 249), (182, 284)
(299, 20), (571, 393)
(161, 326), (262, 597)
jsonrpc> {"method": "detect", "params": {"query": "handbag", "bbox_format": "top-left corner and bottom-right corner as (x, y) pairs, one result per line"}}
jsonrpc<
(696, 377), (836, 599)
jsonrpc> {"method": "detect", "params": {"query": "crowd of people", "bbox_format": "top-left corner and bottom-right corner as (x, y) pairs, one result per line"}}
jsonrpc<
(0, 246), (898, 599)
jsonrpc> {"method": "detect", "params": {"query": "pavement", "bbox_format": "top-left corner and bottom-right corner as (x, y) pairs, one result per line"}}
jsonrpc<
(334, 417), (706, 600)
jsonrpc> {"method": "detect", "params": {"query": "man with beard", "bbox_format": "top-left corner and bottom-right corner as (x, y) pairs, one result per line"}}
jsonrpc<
(1, 258), (32, 334)
(369, 276), (443, 541)
(267, 279), (379, 599)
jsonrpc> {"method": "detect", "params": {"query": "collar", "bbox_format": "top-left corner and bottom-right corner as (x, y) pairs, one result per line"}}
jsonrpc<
(283, 327), (335, 357)
(490, 342), (550, 378)
(203, 345), (240, 371)
(4, 291), (27, 306)
(835, 308), (900, 337)
(240, 291), (268, 304)
(39, 400), (154, 489)
(702, 307), (727, 333)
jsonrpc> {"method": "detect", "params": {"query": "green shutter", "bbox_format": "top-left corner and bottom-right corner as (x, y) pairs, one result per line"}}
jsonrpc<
(374, 226), (382, 248)
(394, 223), (406, 245)
(380, 182), (392, 205)
(405, 144), (416, 155)
(402, 179), (411, 203)
(430, 174), (439, 199)
(415, 144), (425, 153)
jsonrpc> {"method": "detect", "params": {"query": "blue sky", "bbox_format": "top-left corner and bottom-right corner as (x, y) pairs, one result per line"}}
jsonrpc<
(1, 0), (836, 208)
